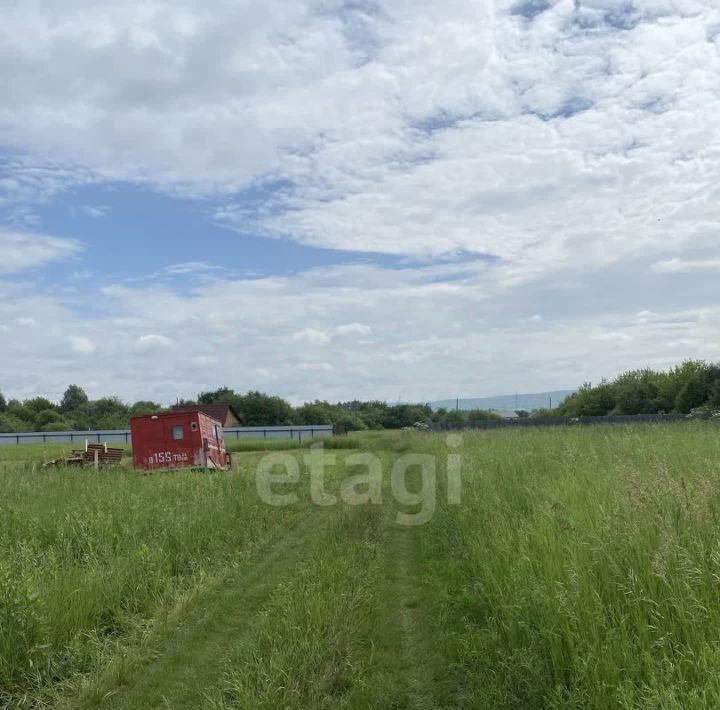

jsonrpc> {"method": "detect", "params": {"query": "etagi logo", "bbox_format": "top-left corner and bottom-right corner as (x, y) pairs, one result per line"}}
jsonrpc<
(255, 434), (463, 526)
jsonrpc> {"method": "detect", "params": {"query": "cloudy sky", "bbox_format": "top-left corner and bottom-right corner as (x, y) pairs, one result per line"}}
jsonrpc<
(1, 0), (719, 405)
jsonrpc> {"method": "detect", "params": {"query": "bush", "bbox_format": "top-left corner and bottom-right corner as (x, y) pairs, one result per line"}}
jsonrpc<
(34, 409), (65, 430)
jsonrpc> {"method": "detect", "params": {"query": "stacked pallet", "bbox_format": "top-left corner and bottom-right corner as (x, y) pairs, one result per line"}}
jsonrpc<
(44, 442), (125, 468)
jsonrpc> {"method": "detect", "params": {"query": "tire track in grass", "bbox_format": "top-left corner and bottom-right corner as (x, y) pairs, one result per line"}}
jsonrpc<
(74, 513), (323, 710)
(203, 504), (385, 709)
(376, 451), (446, 710)
(387, 523), (431, 710)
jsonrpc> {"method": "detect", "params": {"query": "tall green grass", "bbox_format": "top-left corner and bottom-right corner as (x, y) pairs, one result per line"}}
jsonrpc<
(0, 443), (131, 464)
(226, 436), (360, 452)
(0, 436), (356, 461)
(5, 424), (720, 707)
(418, 423), (720, 708)
(0, 464), (300, 705)
(206, 504), (383, 709)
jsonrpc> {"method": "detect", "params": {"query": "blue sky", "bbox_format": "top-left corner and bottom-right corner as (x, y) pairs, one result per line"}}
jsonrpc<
(33, 182), (407, 283)
(1, 0), (719, 405)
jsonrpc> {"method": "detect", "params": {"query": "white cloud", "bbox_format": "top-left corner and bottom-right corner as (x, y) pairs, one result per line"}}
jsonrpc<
(1, 2), (720, 404)
(590, 332), (634, 343)
(0, 229), (81, 273)
(0, 259), (719, 404)
(68, 335), (97, 353)
(291, 328), (332, 345)
(253, 368), (277, 380)
(296, 362), (334, 372)
(136, 334), (174, 350)
(336, 323), (372, 337)
(651, 258), (720, 273)
(0, 0), (717, 283)
(76, 205), (107, 218)
(164, 261), (225, 275)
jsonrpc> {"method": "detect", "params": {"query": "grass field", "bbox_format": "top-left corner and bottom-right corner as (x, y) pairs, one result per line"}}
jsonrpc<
(0, 436), (358, 464)
(2, 424), (720, 708)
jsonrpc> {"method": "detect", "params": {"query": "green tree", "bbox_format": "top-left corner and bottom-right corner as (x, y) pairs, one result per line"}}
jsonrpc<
(466, 409), (501, 424)
(7, 400), (34, 423)
(442, 410), (466, 427)
(675, 380), (710, 414)
(129, 401), (163, 417)
(86, 397), (130, 429)
(531, 407), (561, 418)
(612, 371), (662, 415)
(234, 391), (294, 426)
(431, 407), (448, 423)
(381, 404), (432, 429)
(42, 421), (74, 432)
(294, 401), (336, 425)
(559, 382), (616, 417)
(0, 390), (6, 413)
(332, 411), (368, 431)
(35, 409), (67, 431)
(0, 413), (27, 432)
(351, 402), (388, 430)
(664, 361), (709, 403)
(23, 397), (57, 414)
(663, 362), (720, 413)
(60, 385), (89, 414)
(708, 380), (720, 408)
(198, 387), (237, 405)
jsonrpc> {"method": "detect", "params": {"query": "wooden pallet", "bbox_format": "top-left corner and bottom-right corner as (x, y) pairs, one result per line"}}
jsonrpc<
(44, 442), (125, 468)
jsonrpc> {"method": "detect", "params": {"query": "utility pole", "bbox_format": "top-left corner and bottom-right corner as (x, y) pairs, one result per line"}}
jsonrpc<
(456, 398), (459, 411)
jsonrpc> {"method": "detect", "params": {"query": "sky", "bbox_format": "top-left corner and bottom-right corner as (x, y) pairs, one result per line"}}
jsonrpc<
(1, 0), (719, 405)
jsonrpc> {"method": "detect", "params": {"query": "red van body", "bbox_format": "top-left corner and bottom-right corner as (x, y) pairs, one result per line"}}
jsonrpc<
(130, 411), (229, 471)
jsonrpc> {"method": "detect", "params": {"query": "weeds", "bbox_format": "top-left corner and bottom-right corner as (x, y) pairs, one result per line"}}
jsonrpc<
(226, 436), (360, 452)
(0, 466), (301, 704)
(419, 423), (720, 708)
(3, 424), (720, 707)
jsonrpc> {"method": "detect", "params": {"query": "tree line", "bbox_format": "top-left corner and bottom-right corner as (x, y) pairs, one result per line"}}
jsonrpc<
(0, 384), (501, 433)
(2, 359), (717, 433)
(0, 385), (164, 433)
(535, 360), (720, 419)
(197, 387), (501, 431)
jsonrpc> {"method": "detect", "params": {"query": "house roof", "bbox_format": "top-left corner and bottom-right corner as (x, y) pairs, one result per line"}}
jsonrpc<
(169, 403), (243, 425)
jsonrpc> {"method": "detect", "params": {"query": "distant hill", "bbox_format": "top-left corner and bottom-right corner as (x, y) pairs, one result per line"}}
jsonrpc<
(430, 390), (575, 413)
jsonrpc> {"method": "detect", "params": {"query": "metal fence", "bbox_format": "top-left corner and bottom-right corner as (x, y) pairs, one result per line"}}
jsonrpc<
(432, 413), (717, 431)
(0, 425), (334, 447)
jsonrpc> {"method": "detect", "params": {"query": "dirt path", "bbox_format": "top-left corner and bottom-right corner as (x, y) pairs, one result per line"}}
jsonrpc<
(76, 516), (320, 710)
